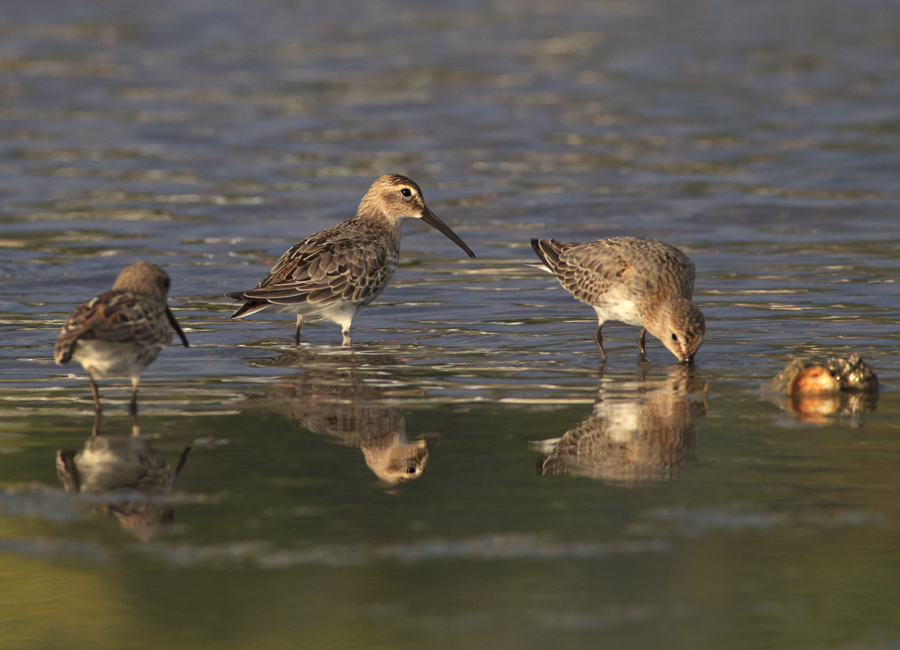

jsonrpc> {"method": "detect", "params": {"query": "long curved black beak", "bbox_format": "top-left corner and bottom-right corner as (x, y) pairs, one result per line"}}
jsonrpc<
(420, 207), (476, 258)
(166, 308), (190, 347)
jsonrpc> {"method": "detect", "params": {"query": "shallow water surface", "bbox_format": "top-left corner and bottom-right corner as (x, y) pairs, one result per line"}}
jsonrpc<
(2, 0), (900, 648)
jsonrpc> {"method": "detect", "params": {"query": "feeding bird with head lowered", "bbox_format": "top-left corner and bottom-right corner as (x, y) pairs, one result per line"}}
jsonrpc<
(530, 236), (704, 363)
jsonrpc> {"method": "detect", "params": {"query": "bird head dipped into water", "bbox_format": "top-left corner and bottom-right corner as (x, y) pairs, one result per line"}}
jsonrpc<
(653, 298), (705, 363)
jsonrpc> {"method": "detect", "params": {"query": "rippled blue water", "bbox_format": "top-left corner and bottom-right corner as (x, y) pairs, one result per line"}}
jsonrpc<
(2, 0), (900, 648)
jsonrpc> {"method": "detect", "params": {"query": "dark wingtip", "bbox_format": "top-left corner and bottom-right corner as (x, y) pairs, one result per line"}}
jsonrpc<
(229, 301), (261, 320)
(530, 238), (557, 268)
(225, 291), (259, 320)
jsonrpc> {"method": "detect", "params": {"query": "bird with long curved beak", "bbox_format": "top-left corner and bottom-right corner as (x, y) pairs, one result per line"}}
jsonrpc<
(226, 174), (475, 346)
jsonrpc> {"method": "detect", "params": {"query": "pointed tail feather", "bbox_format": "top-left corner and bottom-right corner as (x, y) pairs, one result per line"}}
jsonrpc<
(530, 238), (572, 271)
(229, 299), (269, 319)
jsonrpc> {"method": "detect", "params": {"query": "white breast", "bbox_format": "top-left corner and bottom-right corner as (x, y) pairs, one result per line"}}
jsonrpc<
(592, 289), (643, 327)
(72, 340), (162, 378)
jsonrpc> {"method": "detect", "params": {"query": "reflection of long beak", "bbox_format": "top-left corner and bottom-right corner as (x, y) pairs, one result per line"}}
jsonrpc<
(420, 207), (476, 258)
(166, 308), (190, 347)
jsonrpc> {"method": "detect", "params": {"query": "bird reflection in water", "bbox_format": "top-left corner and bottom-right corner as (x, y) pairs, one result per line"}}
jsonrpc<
(533, 365), (707, 485)
(258, 351), (440, 484)
(56, 423), (190, 540)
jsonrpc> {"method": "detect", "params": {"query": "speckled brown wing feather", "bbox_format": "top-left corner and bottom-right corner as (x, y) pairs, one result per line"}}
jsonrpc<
(537, 408), (696, 483)
(604, 238), (695, 299)
(54, 290), (172, 364)
(559, 240), (634, 304)
(534, 238), (695, 305)
(228, 220), (396, 315)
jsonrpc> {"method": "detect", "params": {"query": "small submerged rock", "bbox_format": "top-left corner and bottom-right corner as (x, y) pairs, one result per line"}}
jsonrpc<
(764, 354), (879, 423)
(771, 354), (879, 395)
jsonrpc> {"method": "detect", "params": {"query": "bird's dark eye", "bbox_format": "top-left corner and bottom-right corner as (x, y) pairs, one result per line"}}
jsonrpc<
(671, 333), (679, 341)
(400, 188), (412, 198)
(406, 466), (417, 474)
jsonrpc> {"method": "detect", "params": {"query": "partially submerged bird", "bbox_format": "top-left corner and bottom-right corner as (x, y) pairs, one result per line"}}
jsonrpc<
(55, 262), (189, 414)
(226, 174), (476, 346)
(530, 237), (704, 362)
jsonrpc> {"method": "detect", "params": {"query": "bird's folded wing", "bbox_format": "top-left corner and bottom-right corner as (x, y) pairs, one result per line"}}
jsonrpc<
(55, 290), (167, 363)
(238, 238), (390, 306)
(558, 246), (628, 303)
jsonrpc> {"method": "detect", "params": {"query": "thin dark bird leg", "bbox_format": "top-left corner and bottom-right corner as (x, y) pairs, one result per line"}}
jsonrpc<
(293, 315), (303, 347)
(638, 327), (647, 362)
(92, 409), (101, 437)
(129, 376), (139, 418)
(129, 377), (142, 435)
(593, 323), (608, 362)
(88, 373), (102, 414)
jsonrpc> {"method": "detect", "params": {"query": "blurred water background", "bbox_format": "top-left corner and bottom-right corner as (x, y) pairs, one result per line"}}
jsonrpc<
(2, 0), (900, 648)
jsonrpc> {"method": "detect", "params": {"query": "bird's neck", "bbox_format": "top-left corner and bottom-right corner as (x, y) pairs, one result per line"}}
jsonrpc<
(356, 211), (405, 241)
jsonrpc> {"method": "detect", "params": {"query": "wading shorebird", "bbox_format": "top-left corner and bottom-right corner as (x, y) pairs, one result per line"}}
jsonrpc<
(530, 237), (704, 362)
(55, 262), (190, 414)
(226, 174), (475, 346)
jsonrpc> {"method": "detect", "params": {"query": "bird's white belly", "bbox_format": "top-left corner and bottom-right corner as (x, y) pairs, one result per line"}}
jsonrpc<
(257, 299), (363, 330)
(71, 340), (162, 378)
(316, 300), (364, 329)
(592, 291), (643, 327)
(73, 437), (165, 492)
(594, 401), (642, 442)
